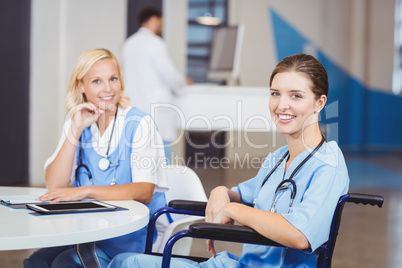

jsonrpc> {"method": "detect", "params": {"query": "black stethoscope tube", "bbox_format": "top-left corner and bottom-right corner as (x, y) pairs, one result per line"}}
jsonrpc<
(258, 135), (325, 212)
(75, 108), (119, 187)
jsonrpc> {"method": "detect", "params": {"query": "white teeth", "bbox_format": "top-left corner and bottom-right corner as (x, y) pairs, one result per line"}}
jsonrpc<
(101, 96), (112, 100)
(278, 114), (294, 120)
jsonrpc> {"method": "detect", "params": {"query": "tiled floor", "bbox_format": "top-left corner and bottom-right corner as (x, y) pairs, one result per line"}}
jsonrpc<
(1, 152), (401, 267)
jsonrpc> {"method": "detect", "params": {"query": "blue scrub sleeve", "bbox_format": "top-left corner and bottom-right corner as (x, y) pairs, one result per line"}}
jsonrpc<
(231, 162), (269, 206)
(282, 166), (348, 251)
(231, 149), (287, 207)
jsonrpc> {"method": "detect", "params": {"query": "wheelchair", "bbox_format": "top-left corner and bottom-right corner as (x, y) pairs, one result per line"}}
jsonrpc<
(145, 193), (383, 268)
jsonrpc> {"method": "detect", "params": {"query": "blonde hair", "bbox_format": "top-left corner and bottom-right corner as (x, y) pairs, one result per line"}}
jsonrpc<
(65, 48), (130, 118)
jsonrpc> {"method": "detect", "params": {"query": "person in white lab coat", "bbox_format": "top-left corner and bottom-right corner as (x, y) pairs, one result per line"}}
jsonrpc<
(122, 7), (192, 163)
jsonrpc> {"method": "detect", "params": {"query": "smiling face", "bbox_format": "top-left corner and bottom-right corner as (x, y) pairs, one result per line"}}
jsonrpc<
(269, 71), (325, 138)
(77, 58), (121, 113)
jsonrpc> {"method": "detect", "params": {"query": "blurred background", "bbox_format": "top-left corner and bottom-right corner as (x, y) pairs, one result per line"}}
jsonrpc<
(0, 0), (401, 267)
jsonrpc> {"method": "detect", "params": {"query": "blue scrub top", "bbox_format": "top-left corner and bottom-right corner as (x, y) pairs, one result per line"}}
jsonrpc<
(203, 141), (349, 268)
(75, 107), (167, 258)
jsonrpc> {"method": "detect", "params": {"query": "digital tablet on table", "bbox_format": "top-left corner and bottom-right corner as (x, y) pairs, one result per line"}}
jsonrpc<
(26, 201), (116, 214)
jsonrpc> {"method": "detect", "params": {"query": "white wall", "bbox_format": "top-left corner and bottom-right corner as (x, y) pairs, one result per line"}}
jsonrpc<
(163, 0), (188, 74)
(30, 0), (127, 186)
(30, 0), (62, 187)
(228, 0), (395, 91)
(367, 0), (395, 91)
(228, 0), (324, 86)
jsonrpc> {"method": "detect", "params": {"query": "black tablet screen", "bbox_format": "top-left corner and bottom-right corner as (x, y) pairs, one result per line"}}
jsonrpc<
(38, 202), (107, 211)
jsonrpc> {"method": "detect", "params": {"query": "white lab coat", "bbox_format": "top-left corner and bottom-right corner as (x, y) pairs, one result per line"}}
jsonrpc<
(122, 27), (186, 142)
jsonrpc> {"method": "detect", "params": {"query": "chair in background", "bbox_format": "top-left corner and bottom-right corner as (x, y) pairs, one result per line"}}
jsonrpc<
(148, 165), (208, 255)
(150, 193), (383, 268)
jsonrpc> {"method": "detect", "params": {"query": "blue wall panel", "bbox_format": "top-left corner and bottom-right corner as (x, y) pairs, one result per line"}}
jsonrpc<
(270, 8), (402, 152)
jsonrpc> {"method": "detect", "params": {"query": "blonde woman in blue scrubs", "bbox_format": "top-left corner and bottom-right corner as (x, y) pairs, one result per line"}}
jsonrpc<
(108, 53), (350, 267)
(24, 48), (169, 267)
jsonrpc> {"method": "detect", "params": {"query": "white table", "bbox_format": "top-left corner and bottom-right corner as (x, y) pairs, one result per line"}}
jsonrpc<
(0, 186), (150, 266)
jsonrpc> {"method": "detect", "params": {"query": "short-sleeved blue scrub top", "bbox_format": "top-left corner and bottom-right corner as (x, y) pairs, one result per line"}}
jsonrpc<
(201, 141), (349, 268)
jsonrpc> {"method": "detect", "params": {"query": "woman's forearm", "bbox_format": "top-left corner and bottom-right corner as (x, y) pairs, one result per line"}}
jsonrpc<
(222, 203), (310, 250)
(45, 126), (81, 190)
(86, 182), (155, 203)
(211, 186), (242, 203)
(206, 186), (241, 223)
(38, 182), (155, 203)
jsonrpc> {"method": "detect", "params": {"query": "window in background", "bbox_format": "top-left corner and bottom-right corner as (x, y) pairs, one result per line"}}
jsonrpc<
(187, 0), (227, 83)
(393, 0), (402, 95)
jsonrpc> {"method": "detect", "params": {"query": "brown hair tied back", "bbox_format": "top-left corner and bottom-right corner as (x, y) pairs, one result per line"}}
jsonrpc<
(269, 53), (329, 99)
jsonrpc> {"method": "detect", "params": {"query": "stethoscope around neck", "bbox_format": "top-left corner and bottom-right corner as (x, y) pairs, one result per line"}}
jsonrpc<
(255, 135), (325, 213)
(75, 108), (119, 187)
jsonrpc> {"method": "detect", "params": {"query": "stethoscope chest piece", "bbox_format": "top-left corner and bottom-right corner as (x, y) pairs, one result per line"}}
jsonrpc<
(98, 157), (110, 171)
(97, 108), (119, 172)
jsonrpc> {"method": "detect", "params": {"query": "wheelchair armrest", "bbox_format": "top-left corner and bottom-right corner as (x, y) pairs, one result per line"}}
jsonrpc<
(145, 201), (206, 254)
(188, 222), (284, 247)
(348, 193), (384, 208)
(168, 199), (207, 212)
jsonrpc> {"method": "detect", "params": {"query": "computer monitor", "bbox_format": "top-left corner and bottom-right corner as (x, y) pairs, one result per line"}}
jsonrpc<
(207, 24), (245, 85)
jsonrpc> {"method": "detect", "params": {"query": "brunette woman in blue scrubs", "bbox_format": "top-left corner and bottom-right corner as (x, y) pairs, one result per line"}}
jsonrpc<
(108, 53), (350, 268)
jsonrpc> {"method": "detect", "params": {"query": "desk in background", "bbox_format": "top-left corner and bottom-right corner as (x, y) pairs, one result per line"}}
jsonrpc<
(175, 84), (276, 132)
(173, 85), (284, 163)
